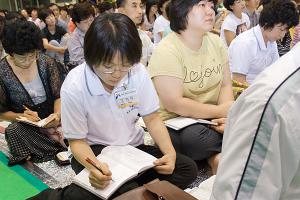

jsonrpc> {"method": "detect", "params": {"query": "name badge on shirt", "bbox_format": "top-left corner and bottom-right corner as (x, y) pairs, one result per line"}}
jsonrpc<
(114, 88), (138, 109)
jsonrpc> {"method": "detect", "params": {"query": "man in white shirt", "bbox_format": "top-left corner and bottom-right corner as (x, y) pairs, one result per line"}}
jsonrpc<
(210, 42), (300, 200)
(229, 0), (299, 84)
(117, 0), (154, 66)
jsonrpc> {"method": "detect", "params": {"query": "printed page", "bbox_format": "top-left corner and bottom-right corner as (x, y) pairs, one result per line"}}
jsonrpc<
(73, 155), (137, 199)
(101, 145), (156, 173)
(165, 117), (199, 130)
(165, 117), (217, 130)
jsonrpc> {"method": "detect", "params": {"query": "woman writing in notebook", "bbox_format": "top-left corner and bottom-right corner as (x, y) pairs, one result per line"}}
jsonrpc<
(30, 13), (197, 200)
(148, 0), (234, 174)
(0, 19), (67, 166)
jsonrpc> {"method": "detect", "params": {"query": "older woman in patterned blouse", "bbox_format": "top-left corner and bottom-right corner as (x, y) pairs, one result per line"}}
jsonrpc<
(0, 19), (67, 165)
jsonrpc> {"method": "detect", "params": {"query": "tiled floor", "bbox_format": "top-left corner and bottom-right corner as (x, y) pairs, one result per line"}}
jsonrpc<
(0, 133), (74, 189)
(0, 133), (211, 191)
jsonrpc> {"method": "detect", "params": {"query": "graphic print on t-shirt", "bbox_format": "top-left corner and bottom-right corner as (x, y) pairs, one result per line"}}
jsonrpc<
(236, 22), (248, 36)
(183, 62), (223, 95)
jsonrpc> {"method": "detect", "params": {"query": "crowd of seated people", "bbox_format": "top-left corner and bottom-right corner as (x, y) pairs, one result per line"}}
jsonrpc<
(0, 0), (300, 199)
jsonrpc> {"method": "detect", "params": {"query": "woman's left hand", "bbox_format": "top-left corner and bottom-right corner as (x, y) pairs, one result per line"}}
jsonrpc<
(211, 118), (227, 134)
(153, 153), (176, 175)
(44, 113), (61, 128)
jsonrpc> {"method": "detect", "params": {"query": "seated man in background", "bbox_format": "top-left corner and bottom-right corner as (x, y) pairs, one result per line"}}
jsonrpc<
(67, 2), (95, 66)
(229, 0), (299, 85)
(211, 42), (300, 200)
(117, 0), (154, 66)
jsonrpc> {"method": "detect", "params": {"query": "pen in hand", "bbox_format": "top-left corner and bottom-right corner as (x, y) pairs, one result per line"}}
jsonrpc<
(85, 157), (114, 182)
(23, 105), (41, 121)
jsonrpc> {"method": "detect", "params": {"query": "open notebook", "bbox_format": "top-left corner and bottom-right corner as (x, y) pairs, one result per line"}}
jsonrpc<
(16, 115), (55, 128)
(165, 117), (217, 130)
(73, 145), (157, 200)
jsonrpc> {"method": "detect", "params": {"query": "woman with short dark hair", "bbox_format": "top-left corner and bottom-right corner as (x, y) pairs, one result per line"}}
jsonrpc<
(148, 0), (234, 174)
(0, 19), (67, 166)
(29, 13), (197, 200)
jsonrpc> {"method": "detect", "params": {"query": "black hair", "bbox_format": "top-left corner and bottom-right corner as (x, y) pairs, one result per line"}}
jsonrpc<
(223, 0), (236, 12)
(5, 11), (26, 22)
(116, 0), (126, 8)
(2, 19), (43, 55)
(98, 1), (113, 13)
(158, 0), (170, 15)
(165, 1), (171, 20)
(259, 0), (271, 7)
(70, 2), (95, 24)
(0, 16), (5, 39)
(47, 3), (59, 9)
(38, 8), (54, 22)
(169, 0), (216, 33)
(84, 13), (142, 68)
(259, 0), (299, 30)
(60, 6), (69, 14)
(146, 0), (159, 22)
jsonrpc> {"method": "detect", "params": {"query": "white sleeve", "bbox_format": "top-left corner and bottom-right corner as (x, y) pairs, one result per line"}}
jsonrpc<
(61, 86), (88, 140)
(222, 16), (236, 32)
(137, 66), (159, 116)
(229, 40), (252, 75)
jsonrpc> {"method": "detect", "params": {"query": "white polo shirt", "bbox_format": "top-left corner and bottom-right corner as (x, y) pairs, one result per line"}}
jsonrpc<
(229, 25), (279, 84)
(61, 63), (159, 146)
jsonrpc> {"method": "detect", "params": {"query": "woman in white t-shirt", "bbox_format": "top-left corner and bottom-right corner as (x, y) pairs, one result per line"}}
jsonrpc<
(153, 0), (170, 44)
(221, 0), (250, 46)
(143, 0), (159, 31)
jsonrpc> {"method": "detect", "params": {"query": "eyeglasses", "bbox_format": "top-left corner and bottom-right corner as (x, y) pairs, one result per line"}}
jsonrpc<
(101, 64), (133, 74)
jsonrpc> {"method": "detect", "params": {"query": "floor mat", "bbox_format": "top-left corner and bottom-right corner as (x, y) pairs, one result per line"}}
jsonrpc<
(0, 151), (48, 200)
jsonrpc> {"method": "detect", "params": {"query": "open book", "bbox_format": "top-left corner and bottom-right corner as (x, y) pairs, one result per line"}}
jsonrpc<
(16, 115), (55, 128)
(73, 145), (157, 200)
(165, 117), (217, 130)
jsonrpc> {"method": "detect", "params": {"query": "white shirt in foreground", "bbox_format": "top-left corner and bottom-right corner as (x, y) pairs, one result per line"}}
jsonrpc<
(229, 25), (279, 84)
(61, 63), (159, 146)
(211, 43), (300, 200)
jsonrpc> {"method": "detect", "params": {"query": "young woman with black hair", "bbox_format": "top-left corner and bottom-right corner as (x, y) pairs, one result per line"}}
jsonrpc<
(29, 13), (197, 200)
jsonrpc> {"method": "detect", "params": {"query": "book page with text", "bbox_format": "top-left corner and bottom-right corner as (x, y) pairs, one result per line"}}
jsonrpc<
(101, 145), (156, 173)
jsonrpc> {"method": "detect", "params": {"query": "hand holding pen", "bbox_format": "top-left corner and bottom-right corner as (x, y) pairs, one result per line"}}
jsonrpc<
(86, 157), (113, 189)
(22, 105), (41, 122)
